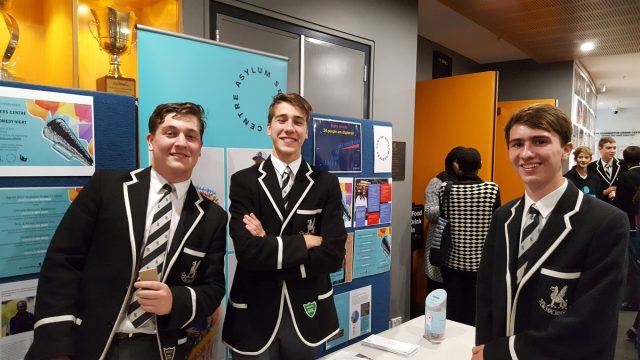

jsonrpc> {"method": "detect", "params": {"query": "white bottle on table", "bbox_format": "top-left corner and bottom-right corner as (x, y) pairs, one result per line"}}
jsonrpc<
(424, 288), (447, 343)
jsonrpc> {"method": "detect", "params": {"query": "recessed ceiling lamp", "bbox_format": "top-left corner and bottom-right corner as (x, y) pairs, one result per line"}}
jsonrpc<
(580, 41), (595, 52)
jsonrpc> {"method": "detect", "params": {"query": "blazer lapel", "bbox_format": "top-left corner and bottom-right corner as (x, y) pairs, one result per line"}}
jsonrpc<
(124, 168), (151, 267)
(258, 158), (286, 222)
(504, 199), (524, 310)
(163, 184), (205, 282)
(281, 161), (314, 231)
(518, 184), (582, 288)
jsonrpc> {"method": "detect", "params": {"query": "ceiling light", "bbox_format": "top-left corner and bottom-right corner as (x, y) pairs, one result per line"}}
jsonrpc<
(580, 42), (595, 52)
(78, 4), (90, 15)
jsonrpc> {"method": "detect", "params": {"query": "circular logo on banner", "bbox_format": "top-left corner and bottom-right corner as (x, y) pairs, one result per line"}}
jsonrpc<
(376, 135), (391, 161)
(231, 66), (284, 133)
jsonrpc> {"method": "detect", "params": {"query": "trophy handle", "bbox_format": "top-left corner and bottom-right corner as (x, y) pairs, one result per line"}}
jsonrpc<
(88, 18), (102, 52)
(1, 11), (19, 67)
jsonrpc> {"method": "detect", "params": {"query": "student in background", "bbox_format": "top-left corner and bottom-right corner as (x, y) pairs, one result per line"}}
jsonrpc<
(588, 136), (628, 202)
(423, 146), (464, 292)
(474, 104), (628, 360)
(564, 146), (602, 198)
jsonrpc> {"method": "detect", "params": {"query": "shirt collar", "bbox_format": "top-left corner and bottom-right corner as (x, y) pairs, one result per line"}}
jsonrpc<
(524, 178), (568, 219)
(601, 158), (613, 168)
(270, 153), (302, 177)
(150, 169), (190, 200)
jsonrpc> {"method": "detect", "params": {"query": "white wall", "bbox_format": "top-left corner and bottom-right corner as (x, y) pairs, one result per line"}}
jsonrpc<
(183, 0), (419, 322)
(596, 108), (640, 158)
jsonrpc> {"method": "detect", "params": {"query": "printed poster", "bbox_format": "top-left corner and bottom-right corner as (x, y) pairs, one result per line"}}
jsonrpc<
(313, 118), (361, 173)
(352, 227), (392, 279)
(373, 125), (392, 173)
(0, 187), (80, 278)
(1, 279), (37, 360)
(0, 86), (95, 176)
(338, 177), (354, 228)
(329, 232), (354, 285)
(353, 178), (392, 227)
(325, 285), (372, 349)
(191, 147), (225, 208)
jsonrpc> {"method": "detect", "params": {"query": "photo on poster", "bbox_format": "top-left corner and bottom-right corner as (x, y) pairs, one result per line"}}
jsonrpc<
(0, 86), (95, 176)
(226, 148), (271, 252)
(313, 118), (361, 173)
(325, 285), (372, 350)
(1, 279), (37, 360)
(191, 147), (225, 208)
(329, 232), (354, 285)
(373, 125), (392, 173)
(338, 177), (354, 228)
(0, 187), (81, 278)
(353, 178), (392, 228)
(352, 227), (392, 279)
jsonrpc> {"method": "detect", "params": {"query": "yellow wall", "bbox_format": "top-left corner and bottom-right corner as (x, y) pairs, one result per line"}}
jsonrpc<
(493, 99), (557, 203)
(412, 71), (498, 204)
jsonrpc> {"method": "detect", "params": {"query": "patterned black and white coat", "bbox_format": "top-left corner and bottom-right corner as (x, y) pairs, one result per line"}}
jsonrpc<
(439, 180), (500, 272)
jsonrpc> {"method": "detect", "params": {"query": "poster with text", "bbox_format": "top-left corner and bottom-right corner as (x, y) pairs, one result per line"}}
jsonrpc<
(0, 187), (80, 278)
(353, 178), (392, 227)
(1, 279), (37, 360)
(329, 232), (354, 285)
(313, 118), (361, 173)
(325, 285), (372, 349)
(352, 227), (392, 279)
(373, 125), (392, 173)
(338, 177), (354, 228)
(226, 148), (271, 251)
(0, 86), (95, 176)
(191, 147), (226, 209)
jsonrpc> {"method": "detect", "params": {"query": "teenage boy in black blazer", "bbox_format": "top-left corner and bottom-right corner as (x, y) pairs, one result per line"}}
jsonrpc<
(588, 136), (628, 202)
(26, 103), (227, 360)
(474, 104), (628, 360)
(222, 93), (346, 359)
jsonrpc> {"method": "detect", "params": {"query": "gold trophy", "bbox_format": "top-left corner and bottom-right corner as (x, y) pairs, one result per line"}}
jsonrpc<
(0, 0), (19, 80)
(90, 6), (137, 96)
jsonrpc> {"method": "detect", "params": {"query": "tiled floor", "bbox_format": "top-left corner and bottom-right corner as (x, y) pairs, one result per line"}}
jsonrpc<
(617, 310), (638, 360)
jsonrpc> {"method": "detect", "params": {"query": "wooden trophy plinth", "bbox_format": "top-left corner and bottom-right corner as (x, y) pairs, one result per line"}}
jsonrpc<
(97, 76), (136, 97)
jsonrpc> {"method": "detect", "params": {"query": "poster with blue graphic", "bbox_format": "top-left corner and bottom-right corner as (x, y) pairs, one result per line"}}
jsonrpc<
(0, 187), (80, 278)
(0, 86), (95, 176)
(137, 26), (288, 166)
(325, 285), (371, 350)
(313, 118), (362, 172)
(353, 227), (392, 279)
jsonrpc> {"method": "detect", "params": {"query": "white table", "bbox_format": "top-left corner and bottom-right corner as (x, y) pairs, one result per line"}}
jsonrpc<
(321, 316), (476, 359)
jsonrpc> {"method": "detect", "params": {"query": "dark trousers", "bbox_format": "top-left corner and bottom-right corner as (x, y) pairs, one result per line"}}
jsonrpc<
(106, 334), (161, 360)
(441, 266), (477, 326)
(231, 307), (315, 360)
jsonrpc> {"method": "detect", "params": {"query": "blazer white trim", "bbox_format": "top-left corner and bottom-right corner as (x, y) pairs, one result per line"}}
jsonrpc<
(181, 286), (197, 328)
(318, 288), (333, 300)
(183, 247), (206, 258)
(229, 299), (248, 309)
(164, 192), (205, 282)
(34, 315), (82, 329)
(258, 161), (284, 222)
(276, 236), (284, 269)
(300, 264), (307, 278)
(504, 200), (520, 336)
(296, 208), (322, 215)
(540, 268), (582, 279)
(283, 283), (340, 347)
(281, 163), (315, 233)
(509, 336), (519, 360)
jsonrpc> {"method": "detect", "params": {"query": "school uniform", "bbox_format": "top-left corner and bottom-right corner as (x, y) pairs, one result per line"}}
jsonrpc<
(476, 181), (629, 360)
(26, 168), (227, 360)
(222, 156), (346, 356)
(588, 158), (628, 202)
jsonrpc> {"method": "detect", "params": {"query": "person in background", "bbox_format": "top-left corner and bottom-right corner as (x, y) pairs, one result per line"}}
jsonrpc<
(26, 102), (227, 360)
(222, 93), (346, 360)
(614, 146), (640, 322)
(6, 300), (35, 335)
(474, 104), (628, 360)
(588, 136), (628, 202)
(564, 146), (602, 198)
(438, 147), (500, 326)
(423, 146), (464, 293)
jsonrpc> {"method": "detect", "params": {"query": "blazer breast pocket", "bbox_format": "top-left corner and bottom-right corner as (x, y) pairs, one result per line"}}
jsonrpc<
(178, 246), (206, 284)
(535, 267), (581, 317)
(296, 208), (322, 235)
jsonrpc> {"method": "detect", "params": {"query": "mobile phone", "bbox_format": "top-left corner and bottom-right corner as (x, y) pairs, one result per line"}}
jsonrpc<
(138, 268), (159, 281)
